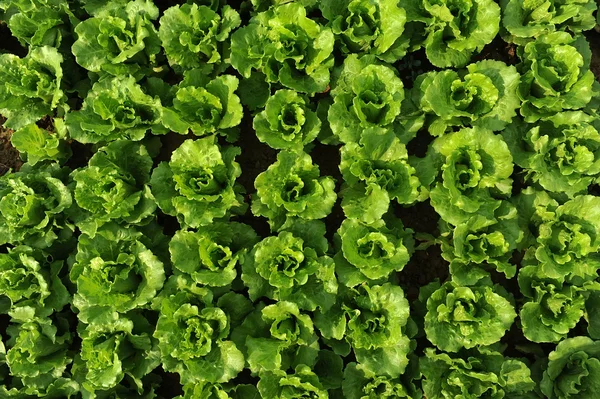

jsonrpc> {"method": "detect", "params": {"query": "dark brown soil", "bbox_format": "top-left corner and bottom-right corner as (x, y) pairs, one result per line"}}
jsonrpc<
(0, 117), (22, 175)
(586, 30), (600, 81)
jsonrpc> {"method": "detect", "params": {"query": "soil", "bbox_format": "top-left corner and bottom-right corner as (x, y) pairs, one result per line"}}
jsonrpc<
(0, 117), (22, 175)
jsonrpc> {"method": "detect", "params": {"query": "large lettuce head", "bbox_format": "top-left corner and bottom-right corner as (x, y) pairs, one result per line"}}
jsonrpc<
(0, 246), (69, 320)
(5, 316), (73, 386)
(504, 112), (600, 198)
(342, 361), (421, 399)
(336, 216), (413, 286)
(315, 283), (411, 377)
(153, 276), (244, 385)
(252, 151), (336, 230)
(413, 60), (521, 136)
(541, 336), (600, 399)
(532, 196), (600, 281)
(161, 71), (243, 137)
(253, 90), (321, 152)
(230, 300), (321, 374)
(71, 140), (156, 236)
(71, 0), (161, 76)
(65, 75), (165, 144)
(0, 163), (73, 249)
(0, 0), (73, 48)
(158, 4), (240, 71)
(441, 201), (523, 285)
(502, 0), (598, 43)
(230, 3), (334, 94)
(405, 0), (500, 68)
(70, 224), (166, 322)
(242, 220), (338, 311)
(421, 346), (536, 399)
(424, 277), (516, 352)
(518, 32), (595, 122)
(319, 0), (409, 62)
(423, 127), (514, 225)
(329, 55), (404, 144)
(257, 365), (329, 399)
(73, 312), (160, 396)
(0, 46), (65, 130)
(339, 129), (420, 223)
(170, 222), (258, 287)
(519, 265), (600, 343)
(150, 136), (246, 228)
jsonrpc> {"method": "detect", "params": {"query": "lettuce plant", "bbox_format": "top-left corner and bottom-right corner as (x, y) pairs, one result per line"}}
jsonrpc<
(339, 128), (420, 223)
(253, 90), (321, 152)
(65, 75), (165, 143)
(257, 365), (329, 399)
(342, 361), (421, 399)
(176, 381), (259, 399)
(72, 311), (160, 396)
(328, 55), (405, 144)
(158, 4), (240, 71)
(404, 0), (501, 68)
(0, 246), (69, 320)
(319, 0), (409, 63)
(335, 215), (413, 287)
(160, 70), (243, 137)
(153, 276), (245, 385)
(501, 0), (598, 43)
(410, 60), (521, 136)
(518, 32), (595, 122)
(70, 140), (156, 236)
(0, 0), (74, 48)
(0, 163), (73, 249)
(315, 283), (411, 377)
(232, 301), (320, 373)
(169, 222), (258, 287)
(151, 136), (246, 228)
(70, 224), (165, 323)
(420, 127), (514, 226)
(10, 121), (71, 166)
(230, 3), (334, 94)
(516, 194), (600, 281)
(519, 265), (600, 343)
(0, 46), (65, 130)
(540, 336), (600, 399)
(504, 111), (600, 198)
(5, 315), (74, 392)
(421, 346), (536, 399)
(252, 151), (336, 230)
(440, 201), (523, 285)
(423, 277), (516, 352)
(71, 0), (161, 76)
(242, 220), (338, 312)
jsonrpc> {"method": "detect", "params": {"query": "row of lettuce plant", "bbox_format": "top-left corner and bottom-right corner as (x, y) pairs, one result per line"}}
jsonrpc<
(0, 0), (600, 398)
